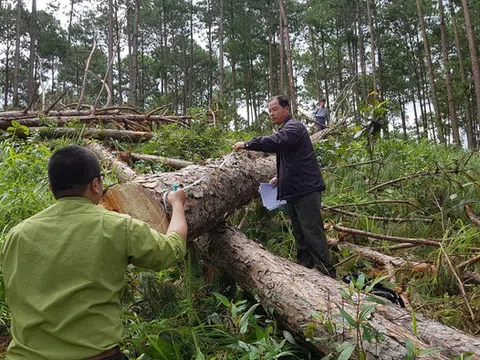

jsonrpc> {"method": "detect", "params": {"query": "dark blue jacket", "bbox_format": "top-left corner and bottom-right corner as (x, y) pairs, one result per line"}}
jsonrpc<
(246, 116), (326, 200)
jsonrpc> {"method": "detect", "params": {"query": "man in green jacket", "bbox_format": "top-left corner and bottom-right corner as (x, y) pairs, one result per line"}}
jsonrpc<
(0, 145), (188, 360)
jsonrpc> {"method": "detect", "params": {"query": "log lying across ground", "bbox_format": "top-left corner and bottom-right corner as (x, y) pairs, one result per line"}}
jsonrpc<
(27, 127), (153, 142)
(86, 142), (137, 183)
(196, 227), (480, 359)
(100, 151), (480, 357)
(101, 151), (275, 239)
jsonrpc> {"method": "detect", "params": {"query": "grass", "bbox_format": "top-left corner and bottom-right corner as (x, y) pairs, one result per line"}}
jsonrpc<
(0, 124), (479, 358)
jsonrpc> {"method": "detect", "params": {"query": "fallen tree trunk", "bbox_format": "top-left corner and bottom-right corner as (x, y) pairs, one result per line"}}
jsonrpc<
(191, 226), (480, 359)
(101, 129), (333, 238)
(101, 151), (276, 239)
(114, 151), (194, 169)
(27, 127), (153, 142)
(0, 115), (187, 130)
(86, 142), (137, 183)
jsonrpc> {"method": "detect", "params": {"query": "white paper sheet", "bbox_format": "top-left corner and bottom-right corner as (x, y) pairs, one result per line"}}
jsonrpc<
(259, 183), (286, 210)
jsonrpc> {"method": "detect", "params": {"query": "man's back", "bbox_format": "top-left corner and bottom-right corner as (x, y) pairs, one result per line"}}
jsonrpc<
(1, 197), (185, 360)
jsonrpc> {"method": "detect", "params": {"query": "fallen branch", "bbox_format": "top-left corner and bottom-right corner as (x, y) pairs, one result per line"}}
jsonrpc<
(367, 169), (459, 193)
(323, 206), (433, 223)
(464, 204), (480, 229)
(340, 242), (436, 274)
(332, 224), (443, 247)
(457, 254), (480, 272)
(114, 152), (193, 169)
(326, 199), (417, 208)
(44, 90), (67, 115)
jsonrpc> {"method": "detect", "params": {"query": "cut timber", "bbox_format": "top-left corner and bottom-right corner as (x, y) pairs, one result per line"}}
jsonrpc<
(86, 142), (137, 183)
(101, 151), (276, 239)
(191, 226), (480, 359)
(0, 115), (187, 130)
(101, 128), (332, 238)
(28, 127), (152, 142)
(115, 151), (193, 169)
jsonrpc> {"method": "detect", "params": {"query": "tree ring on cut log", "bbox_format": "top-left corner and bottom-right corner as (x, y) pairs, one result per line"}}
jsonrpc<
(101, 183), (169, 233)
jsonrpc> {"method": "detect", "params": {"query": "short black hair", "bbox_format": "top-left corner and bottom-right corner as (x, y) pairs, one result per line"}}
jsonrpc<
(48, 145), (102, 199)
(319, 98), (326, 103)
(269, 95), (290, 109)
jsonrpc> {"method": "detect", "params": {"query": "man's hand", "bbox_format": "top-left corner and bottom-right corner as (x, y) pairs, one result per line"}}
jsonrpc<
(233, 142), (246, 152)
(167, 189), (186, 208)
(167, 189), (188, 240)
(269, 176), (278, 188)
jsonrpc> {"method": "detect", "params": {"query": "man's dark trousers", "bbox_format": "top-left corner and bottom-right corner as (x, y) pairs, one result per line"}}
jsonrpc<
(285, 192), (336, 278)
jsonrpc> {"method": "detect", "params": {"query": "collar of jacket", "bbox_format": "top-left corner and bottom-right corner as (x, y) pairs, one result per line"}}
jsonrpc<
(280, 115), (292, 129)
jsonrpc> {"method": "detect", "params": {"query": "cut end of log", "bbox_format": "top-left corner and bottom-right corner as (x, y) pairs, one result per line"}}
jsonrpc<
(101, 183), (169, 233)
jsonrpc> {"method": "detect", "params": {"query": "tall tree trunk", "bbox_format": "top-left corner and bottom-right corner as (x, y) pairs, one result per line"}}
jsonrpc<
(279, 2), (285, 94)
(416, 0), (445, 143)
(279, 0), (296, 114)
(439, 0), (460, 146)
(357, 0), (367, 99)
(207, 0), (213, 105)
(13, 0), (21, 107)
(400, 96), (407, 138)
(27, 0), (37, 106)
(309, 27), (322, 103)
(114, 0), (123, 104)
(4, 34), (10, 109)
(411, 91), (421, 139)
(107, 0), (114, 106)
(366, 0), (377, 93)
(321, 30), (329, 110)
(268, 0), (274, 98)
(461, 0), (480, 147)
(219, 0), (224, 103)
(449, 0), (475, 148)
(128, 0), (140, 107)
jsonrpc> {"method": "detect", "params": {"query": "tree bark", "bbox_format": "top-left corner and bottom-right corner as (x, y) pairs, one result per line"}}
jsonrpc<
(218, 0), (224, 103)
(115, 152), (194, 169)
(279, 0), (296, 114)
(449, 0), (475, 148)
(366, 0), (377, 93)
(27, 0), (37, 106)
(13, 0), (22, 107)
(107, 0), (114, 107)
(279, 1), (285, 94)
(439, 0), (460, 146)
(128, 0), (140, 107)
(416, 0), (445, 143)
(191, 226), (480, 359)
(114, 0), (123, 104)
(461, 0), (480, 147)
(27, 127), (153, 142)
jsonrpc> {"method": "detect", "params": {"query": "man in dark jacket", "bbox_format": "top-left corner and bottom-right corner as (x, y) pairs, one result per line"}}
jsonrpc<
(233, 96), (335, 278)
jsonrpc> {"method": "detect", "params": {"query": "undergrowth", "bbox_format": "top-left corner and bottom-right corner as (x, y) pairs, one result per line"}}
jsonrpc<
(0, 123), (479, 358)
